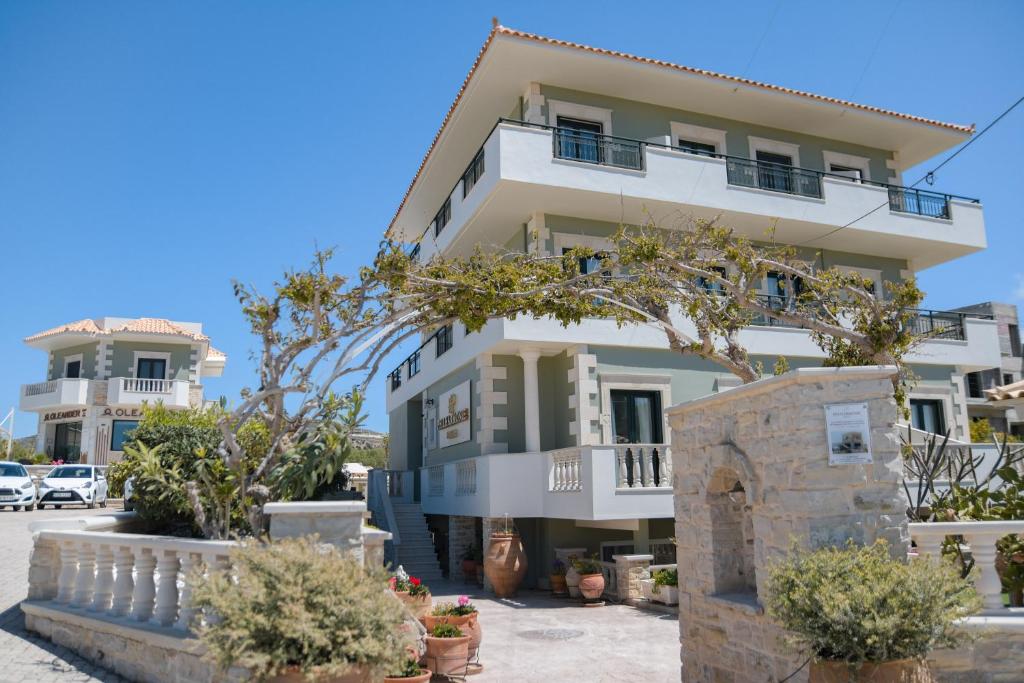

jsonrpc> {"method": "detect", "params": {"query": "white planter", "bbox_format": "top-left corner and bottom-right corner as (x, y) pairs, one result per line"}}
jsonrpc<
(641, 578), (678, 605)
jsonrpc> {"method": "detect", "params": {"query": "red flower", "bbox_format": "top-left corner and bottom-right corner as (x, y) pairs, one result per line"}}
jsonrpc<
(389, 577), (397, 589)
(410, 577), (421, 586)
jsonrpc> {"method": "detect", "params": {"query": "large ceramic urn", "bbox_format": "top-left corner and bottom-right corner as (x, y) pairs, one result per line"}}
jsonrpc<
(810, 659), (936, 683)
(483, 532), (527, 598)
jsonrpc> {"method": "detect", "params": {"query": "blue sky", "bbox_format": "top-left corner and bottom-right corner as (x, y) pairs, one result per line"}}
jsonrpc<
(1, 0), (1022, 438)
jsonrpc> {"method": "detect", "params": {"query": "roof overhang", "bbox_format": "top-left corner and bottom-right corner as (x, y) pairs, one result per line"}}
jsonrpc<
(389, 25), (973, 242)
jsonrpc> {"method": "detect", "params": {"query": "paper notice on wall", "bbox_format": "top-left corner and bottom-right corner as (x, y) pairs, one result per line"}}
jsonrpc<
(824, 402), (872, 465)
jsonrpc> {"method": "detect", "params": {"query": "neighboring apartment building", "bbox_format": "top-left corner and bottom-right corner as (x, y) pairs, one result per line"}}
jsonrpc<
(377, 25), (1002, 585)
(19, 317), (226, 464)
(955, 301), (1024, 438)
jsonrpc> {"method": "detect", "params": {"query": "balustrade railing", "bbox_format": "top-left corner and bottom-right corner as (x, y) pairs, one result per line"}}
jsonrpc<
(549, 448), (583, 492)
(24, 380), (58, 396)
(614, 445), (672, 489)
(38, 530), (235, 632)
(909, 521), (1024, 611)
(455, 459), (476, 496)
(121, 378), (173, 394)
(427, 465), (444, 497)
(599, 560), (619, 599)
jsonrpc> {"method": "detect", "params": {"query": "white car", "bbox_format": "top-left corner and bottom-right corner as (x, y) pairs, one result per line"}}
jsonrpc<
(38, 464), (108, 510)
(0, 461), (39, 511)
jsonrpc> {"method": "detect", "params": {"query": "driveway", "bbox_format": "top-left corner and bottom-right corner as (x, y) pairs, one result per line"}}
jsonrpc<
(0, 504), (127, 682)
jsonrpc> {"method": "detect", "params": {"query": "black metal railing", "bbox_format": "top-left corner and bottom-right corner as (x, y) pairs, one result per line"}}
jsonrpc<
(407, 350), (421, 378)
(904, 309), (979, 341)
(553, 128), (644, 170)
(462, 148), (485, 197)
(726, 158), (823, 199)
(750, 293), (806, 328)
(887, 187), (951, 219)
(387, 325), (456, 392)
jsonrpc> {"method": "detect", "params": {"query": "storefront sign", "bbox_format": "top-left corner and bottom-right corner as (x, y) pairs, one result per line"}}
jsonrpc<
(44, 409), (86, 422)
(825, 402), (872, 465)
(437, 380), (471, 448)
(101, 407), (143, 419)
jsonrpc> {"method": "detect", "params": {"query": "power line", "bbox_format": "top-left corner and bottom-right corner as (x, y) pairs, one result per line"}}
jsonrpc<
(848, 0), (902, 100)
(741, 0), (782, 78)
(798, 94), (1024, 247)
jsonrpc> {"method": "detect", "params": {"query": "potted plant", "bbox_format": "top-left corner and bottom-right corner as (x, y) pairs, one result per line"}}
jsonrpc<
(383, 657), (431, 683)
(648, 567), (678, 606)
(461, 547), (478, 582)
(389, 571), (432, 620)
(765, 540), (980, 682)
(550, 559), (568, 596)
(192, 537), (411, 682)
(572, 556), (605, 601)
(421, 595), (482, 662)
(565, 554), (582, 598)
(422, 622), (471, 677)
(483, 519), (527, 598)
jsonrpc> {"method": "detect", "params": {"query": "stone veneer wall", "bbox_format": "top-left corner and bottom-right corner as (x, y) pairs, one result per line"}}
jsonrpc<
(668, 366), (907, 683)
(448, 515), (476, 578)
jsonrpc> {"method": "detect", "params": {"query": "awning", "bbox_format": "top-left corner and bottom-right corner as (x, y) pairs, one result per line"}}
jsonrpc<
(984, 379), (1024, 406)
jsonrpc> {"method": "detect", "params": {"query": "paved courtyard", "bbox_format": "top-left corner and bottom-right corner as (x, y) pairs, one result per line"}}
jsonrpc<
(2, 506), (679, 682)
(0, 504), (128, 682)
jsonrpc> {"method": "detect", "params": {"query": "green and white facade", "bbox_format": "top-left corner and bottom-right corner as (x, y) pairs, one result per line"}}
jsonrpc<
(380, 26), (1001, 584)
(19, 317), (226, 465)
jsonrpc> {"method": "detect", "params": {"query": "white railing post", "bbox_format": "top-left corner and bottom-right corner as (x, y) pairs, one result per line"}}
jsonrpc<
(56, 541), (79, 604)
(111, 546), (135, 616)
(617, 450), (628, 488)
(131, 548), (157, 622)
(961, 531), (1005, 611)
(90, 545), (114, 612)
(152, 549), (180, 627)
(642, 448), (655, 488)
(175, 552), (200, 631)
(72, 543), (96, 608)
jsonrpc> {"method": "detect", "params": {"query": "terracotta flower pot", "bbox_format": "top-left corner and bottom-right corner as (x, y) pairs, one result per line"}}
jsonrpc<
(565, 563), (581, 598)
(423, 635), (471, 677)
(810, 659), (936, 683)
(419, 613), (482, 661)
(383, 670), (432, 683)
(550, 573), (568, 594)
(483, 532), (527, 598)
(394, 590), (432, 620)
(578, 572), (605, 600)
(267, 665), (370, 682)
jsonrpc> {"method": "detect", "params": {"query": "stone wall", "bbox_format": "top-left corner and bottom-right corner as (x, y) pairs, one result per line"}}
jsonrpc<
(448, 515), (476, 578)
(668, 366), (906, 683)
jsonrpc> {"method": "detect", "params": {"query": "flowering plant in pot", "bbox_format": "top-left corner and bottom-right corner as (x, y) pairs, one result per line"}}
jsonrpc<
(572, 556), (605, 601)
(765, 540), (980, 683)
(422, 595), (482, 661)
(383, 656), (431, 683)
(192, 537), (411, 682)
(648, 567), (679, 606)
(389, 570), (432, 620)
(550, 559), (568, 595)
(423, 622), (471, 677)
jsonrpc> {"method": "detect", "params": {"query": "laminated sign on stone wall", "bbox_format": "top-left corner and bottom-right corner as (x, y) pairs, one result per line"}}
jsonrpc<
(438, 380), (471, 448)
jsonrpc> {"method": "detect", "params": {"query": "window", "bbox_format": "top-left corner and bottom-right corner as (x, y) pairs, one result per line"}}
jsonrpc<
(53, 422), (83, 463)
(389, 370), (402, 391)
(823, 151), (871, 183)
(555, 116), (603, 163)
(755, 150), (794, 193)
(432, 198), (451, 237)
(110, 420), (139, 451)
(65, 359), (81, 379)
(600, 541), (634, 563)
(1004, 373), (1015, 386)
(408, 350), (421, 378)
(461, 148), (485, 197)
(967, 372), (983, 399)
(562, 247), (606, 275)
(136, 357), (167, 380)
(610, 390), (663, 444)
(1009, 324), (1021, 357)
(909, 399), (946, 435)
(435, 325), (453, 357)
(697, 266), (728, 294)
(828, 163), (863, 181)
(677, 139), (717, 157)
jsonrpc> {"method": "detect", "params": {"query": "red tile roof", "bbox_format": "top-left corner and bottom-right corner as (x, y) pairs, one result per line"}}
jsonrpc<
(26, 317), (208, 343)
(388, 23), (974, 236)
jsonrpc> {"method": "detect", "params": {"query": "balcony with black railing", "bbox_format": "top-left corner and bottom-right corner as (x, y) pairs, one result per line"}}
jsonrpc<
(552, 128), (644, 170)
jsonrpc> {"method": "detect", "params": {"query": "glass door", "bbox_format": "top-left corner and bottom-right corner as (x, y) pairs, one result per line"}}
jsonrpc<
(755, 150), (794, 193)
(136, 357), (167, 379)
(556, 116), (603, 163)
(610, 390), (663, 444)
(53, 421), (83, 463)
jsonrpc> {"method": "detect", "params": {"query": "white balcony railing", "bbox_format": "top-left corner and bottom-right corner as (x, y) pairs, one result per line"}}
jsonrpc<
(427, 465), (444, 497)
(613, 444), (672, 489)
(455, 459), (477, 496)
(19, 378), (91, 412)
(107, 377), (191, 408)
(23, 380), (57, 397)
(121, 378), (173, 394)
(550, 447), (583, 492)
(910, 521), (1024, 612)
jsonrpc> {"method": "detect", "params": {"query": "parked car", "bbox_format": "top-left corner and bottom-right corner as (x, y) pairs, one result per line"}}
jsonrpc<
(123, 476), (135, 512)
(0, 461), (38, 511)
(38, 464), (108, 510)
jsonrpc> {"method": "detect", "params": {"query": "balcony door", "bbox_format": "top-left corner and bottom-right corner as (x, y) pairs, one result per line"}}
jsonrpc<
(610, 390), (662, 444)
(909, 399), (946, 435)
(64, 359), (81, 379)
(136, 357), (167, 380)
(755, 150), (794, 193)
(556, 116), (603, 163)
(53, 421), (83, 463)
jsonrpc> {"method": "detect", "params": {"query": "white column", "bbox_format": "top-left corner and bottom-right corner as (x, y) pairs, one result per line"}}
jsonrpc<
(520, 348), (542, 453)
(56, 542), (79, 603)
(90, 545), (114, 612)
(962, 531), (1005, 610)
(131, 549), (157, 622)
(175, 553), (199, 631)
(72, 543), (96, 608)
(111, 547), (135, 616)
(152, 550), (180, 627)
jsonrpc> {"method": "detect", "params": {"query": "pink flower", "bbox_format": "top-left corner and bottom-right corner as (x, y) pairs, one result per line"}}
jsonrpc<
(458, 595), (470, 607)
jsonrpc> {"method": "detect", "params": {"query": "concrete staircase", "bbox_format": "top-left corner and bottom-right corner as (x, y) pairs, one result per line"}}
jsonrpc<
(392, 503), (444, 582)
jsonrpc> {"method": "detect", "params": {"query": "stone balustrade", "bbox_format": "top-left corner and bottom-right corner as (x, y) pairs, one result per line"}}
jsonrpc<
(910, 520), (1024, 612)
(613, 444), (671, 489)
(549, 447), (583, 492)
(31, 529), (235, 632)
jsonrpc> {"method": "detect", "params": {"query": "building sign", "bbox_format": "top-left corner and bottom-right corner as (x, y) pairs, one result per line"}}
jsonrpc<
(101, 407), (143, 419)
(44, 409), (86, 422)
(825, 402), (872, 465)
(437, 380), (471, 448)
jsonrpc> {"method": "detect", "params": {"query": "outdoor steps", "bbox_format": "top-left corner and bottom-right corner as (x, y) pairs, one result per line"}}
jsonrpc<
(392, 503), (444, 582)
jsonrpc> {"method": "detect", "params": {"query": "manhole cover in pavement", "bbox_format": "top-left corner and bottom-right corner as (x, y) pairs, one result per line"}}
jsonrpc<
(516, 628), (585, 641)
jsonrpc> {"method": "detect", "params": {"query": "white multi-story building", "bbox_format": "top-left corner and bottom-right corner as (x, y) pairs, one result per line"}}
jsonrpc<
(376, 25), (1001, 585)
(19, 317), (226, 465)
(956, 301), (1024, 438)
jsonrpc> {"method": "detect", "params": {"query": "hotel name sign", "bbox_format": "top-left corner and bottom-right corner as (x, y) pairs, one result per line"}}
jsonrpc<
(437, 380), (471, 448)
(44, 407), (144, 422)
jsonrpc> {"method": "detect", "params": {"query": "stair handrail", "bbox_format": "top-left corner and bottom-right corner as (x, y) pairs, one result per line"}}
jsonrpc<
(367, 470), (401, 566)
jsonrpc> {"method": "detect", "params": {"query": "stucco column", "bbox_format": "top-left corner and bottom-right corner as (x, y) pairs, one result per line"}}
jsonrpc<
(520, 348), (542, 453)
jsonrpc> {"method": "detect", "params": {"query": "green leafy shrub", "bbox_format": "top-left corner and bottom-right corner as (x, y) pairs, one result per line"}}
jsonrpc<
(429, 623), (463, 638)
(192, 536), (410, 680)
(572, 556), (603, 575)
(765, 540), (979, 666)
(390, 658), (425, 678)
(652, 568), (677, 587)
